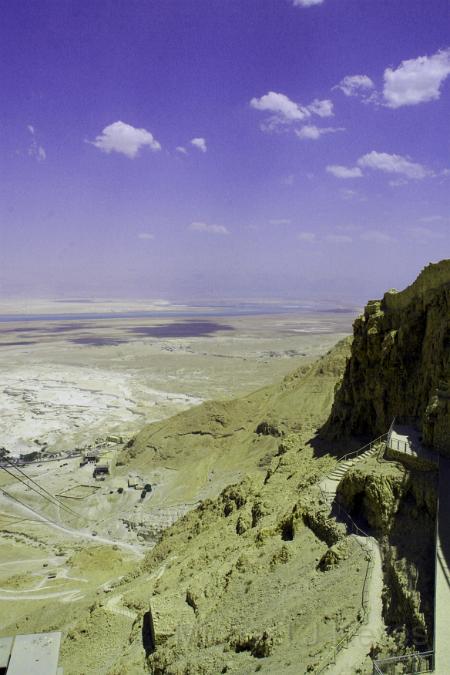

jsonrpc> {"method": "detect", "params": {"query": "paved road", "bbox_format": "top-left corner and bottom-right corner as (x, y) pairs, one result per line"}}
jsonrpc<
(434, 455), (450, 675)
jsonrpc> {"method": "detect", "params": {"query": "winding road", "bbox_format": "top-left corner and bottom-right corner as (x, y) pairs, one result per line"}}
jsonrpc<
(0, 489), (144, 557)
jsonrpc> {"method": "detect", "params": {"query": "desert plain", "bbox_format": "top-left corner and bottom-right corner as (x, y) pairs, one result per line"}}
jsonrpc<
(0, 302), (356, 670)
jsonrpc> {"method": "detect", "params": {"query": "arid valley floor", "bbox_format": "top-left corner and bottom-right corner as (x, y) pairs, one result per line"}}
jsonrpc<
(0, 305), (353, 454)
(0, 304), (355, 672)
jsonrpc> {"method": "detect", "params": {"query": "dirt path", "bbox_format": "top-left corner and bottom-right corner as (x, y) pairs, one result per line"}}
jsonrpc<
(318, 445), (385, 674)
(325, 536), (384, 674)
(0, 587), (84, 602)
(0, 490), (144, 558)
(104, 593), (137, 620)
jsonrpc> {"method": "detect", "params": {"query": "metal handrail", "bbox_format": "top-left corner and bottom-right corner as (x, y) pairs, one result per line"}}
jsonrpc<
(315, 420), (437, 675)
(341, 432), (389, 463)
(372, 650), (434, 674)
(387, 417), (396, 446)
(315, 468), (378, 674)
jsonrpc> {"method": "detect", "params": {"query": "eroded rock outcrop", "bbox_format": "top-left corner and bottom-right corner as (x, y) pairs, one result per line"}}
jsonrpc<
(327, 260), (450, 455)
(337, 458), (438, 646)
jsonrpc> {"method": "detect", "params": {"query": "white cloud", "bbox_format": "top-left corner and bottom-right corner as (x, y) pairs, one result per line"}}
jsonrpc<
(307, 98), (334, 117)
(30, 145), (46, 162)
(335, 74), (375, 98)
(358, 151), (430, 179)
(176, 146), (187, 155)
(326, 165), (363, 179)
(250, 92), (334, 126)
(251, 93), (336, 136)
(293, 0), (324, 6)
(325, 234), (353, 243)
(297, 232), (317, 243)
(360, 230), (394, 244)
(90, 121), (161, 158)
(383, 48), (450, 108)
(296, 125), (344, 140)
(189, 221), (229, 235)
(191, 137), (207, 153)
(250, 91), (310, 121)
(27, 124), (46, 162)
(137, 232), (154, 240)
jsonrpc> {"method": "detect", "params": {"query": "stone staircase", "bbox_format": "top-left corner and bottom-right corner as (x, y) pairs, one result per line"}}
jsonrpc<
(328, 445), (378, 480)
(320, 442), (383, 504)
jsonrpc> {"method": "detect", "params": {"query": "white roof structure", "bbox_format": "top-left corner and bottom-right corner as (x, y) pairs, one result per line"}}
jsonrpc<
(4, 632), (62, 675)
(0, 637), (13, 669)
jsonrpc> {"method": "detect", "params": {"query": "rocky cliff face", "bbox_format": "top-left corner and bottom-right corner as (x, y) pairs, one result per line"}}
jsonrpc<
(337, 458), (438, 646)
(327, 260), (450, 455)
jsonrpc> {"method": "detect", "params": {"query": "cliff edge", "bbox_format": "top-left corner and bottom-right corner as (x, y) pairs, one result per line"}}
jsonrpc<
(327, 260), (450, 455)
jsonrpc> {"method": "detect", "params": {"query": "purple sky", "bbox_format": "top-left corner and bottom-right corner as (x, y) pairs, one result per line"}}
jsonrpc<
(0, 0), (449, 303)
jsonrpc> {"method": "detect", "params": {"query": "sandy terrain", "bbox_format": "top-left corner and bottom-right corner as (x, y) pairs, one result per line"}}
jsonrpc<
(0, 307), (357, 669)
(0, 310), (353, 455)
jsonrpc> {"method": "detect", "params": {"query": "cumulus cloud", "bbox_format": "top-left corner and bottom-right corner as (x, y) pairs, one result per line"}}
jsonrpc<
(176, 146), (187, 155)
(334, 74), (376, 100)
(293, 0), (324, 6)
(190, 137), (207, 153)
(296, 125), (343, 140)
(250, 93), (334, 132)
(137, 232), (154, 240)
(189, 221), (229, 235)
(360, 230), (394, 244)
(307, 98), (334, 117)
(90, 121), (161, 158)
(27, 124), (46, 162)
(297, 232), (317, 243)
(357, 151), (431, 179)
(383, 48), (450, 108)
(250, 91), (310, 121)
(326, 165), (363, 179)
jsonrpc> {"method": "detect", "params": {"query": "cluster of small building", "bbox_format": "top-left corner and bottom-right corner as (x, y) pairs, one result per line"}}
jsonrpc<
(128, 472), (152, 499)
(80, 448), (117, 480)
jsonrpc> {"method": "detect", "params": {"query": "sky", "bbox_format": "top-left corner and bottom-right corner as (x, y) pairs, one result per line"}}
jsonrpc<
(0, 0), (449, 304)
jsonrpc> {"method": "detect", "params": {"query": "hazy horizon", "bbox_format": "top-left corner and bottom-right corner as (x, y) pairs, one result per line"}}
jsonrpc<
(1, 0), (449, 304)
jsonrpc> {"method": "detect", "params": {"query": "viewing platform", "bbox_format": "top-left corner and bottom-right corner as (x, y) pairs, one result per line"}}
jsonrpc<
(386, 422), (439, 468)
